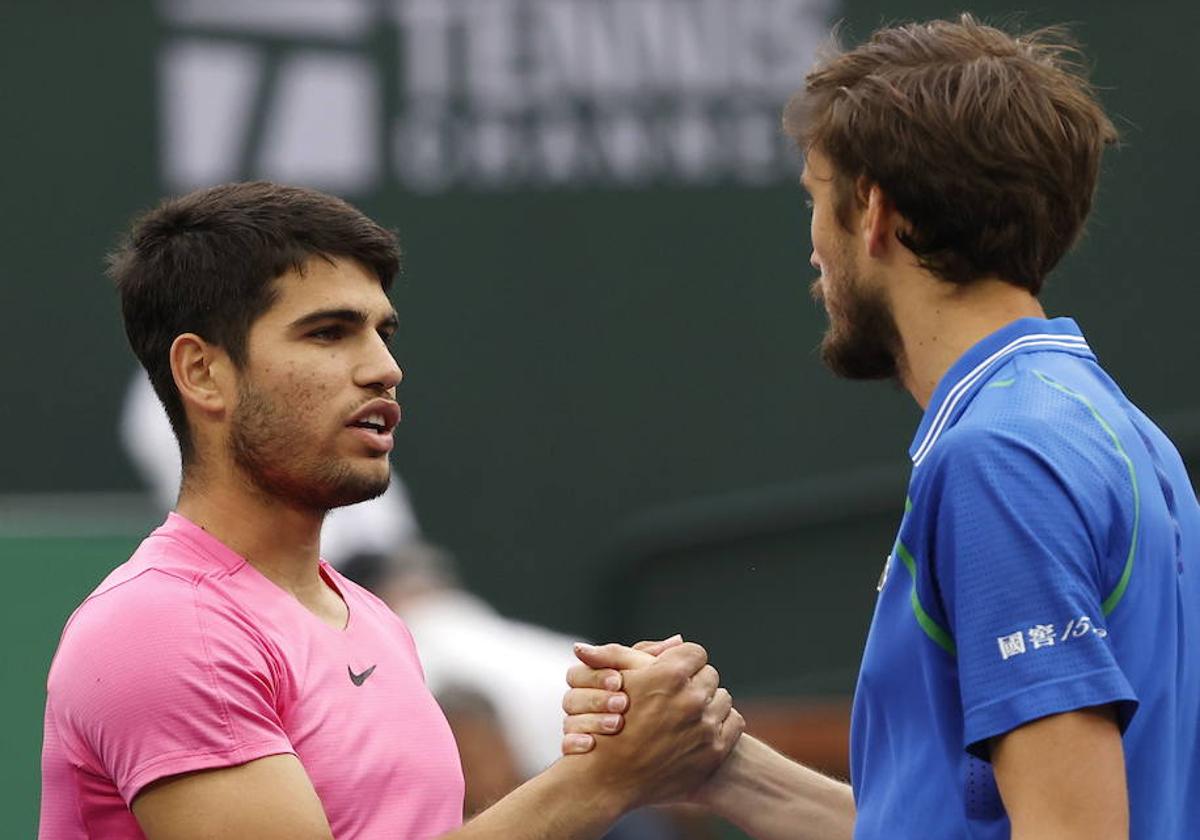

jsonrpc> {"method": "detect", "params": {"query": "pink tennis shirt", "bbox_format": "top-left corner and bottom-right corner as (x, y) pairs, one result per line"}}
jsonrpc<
(40, 513), (464, 839)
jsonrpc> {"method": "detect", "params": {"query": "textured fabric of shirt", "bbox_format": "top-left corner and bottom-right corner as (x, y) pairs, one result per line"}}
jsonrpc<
(39, 513), (464, 839)
(850, 317), (1200, 839)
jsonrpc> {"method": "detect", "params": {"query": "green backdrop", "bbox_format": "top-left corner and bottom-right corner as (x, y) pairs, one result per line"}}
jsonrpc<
(3, 1), (1199, 835)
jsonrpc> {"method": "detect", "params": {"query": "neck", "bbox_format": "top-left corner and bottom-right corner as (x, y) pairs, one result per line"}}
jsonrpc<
(891, 274), (1046, 410)
(176, 460), (326, 596)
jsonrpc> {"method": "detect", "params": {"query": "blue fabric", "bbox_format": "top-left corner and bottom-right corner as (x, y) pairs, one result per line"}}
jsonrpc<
(850, 317), (1200, 838)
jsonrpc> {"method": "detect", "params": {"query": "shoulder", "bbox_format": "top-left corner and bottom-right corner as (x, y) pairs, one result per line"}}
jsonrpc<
(57, 529), (248, 660)
(50, 557), (274, 722)
(56, 565), (200, 668)
(914, 364), (1136, 559)
(76, 525), (243, 624)
(929, 362), (1130, 488)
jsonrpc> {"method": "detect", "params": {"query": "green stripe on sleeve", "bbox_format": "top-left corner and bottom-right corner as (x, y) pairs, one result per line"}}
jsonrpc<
(895, 539), (957, 655)
(1031, 370), (1140, 616)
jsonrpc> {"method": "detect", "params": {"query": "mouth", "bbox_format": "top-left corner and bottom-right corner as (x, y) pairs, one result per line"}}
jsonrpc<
(346, 399), (402, 447)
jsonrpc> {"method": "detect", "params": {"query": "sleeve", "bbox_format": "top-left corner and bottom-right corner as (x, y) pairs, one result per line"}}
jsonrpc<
(48, 573), (296, 804)
(927, 423), (1139, 758)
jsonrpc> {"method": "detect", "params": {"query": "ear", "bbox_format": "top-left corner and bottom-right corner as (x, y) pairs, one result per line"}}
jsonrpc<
(169, 333), (235, 419)
(858, 178), (898, 259)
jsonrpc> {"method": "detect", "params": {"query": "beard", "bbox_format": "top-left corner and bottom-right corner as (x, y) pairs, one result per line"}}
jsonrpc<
(229, 380), (390, 512)
(811, 248), (902, 381)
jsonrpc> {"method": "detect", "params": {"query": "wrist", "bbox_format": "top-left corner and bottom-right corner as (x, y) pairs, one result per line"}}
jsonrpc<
(693, 735), (757, 815)
(549, 754), (638, 823)
(698, 735), (857, 840)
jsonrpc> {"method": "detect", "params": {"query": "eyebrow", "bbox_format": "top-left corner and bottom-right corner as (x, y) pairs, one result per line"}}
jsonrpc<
(289, 307), (399, 332)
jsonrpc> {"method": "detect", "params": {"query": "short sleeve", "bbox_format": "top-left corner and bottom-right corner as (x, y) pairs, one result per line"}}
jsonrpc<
(927, 423), (1138, 757)
(47, 571), (296, 803)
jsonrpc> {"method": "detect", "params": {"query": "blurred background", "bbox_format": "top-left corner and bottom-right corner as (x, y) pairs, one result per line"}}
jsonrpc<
(2, 0), (1198, 836)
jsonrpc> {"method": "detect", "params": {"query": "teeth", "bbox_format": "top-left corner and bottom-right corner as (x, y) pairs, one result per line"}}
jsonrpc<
(366, 413), (385, 427)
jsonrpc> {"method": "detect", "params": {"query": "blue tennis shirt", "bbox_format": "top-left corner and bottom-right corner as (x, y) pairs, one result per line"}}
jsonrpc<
(850, 317), (1200, 838)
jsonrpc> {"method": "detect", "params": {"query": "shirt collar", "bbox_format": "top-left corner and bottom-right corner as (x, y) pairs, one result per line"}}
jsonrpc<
(908, 317), (1094, 466)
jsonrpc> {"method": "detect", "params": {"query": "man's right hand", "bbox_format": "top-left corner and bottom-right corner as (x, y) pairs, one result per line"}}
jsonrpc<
(559, 640), (743, 808)
(560, 635), (684, 754)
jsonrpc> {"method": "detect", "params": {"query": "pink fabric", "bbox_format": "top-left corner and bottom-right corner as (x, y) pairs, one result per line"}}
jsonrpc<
(40, 513), (464, 839)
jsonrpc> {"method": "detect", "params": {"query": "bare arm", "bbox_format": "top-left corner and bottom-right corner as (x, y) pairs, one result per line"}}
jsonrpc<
(134, 643), (740, 840)
(134, 754), (626, 840)
(440, 758), (625, 840)
(133, 747), (627, 840)
(693, 734), (855, 840)
(132, 754), (335, 840)
(992, 705), (1128, 840)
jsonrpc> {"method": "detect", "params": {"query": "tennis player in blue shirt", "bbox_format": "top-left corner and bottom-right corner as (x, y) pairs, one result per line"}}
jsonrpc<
(561, 14), (1200, 840)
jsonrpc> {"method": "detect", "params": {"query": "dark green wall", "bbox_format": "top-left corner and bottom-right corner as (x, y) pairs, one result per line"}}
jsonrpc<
(3, 2), (1199, 834)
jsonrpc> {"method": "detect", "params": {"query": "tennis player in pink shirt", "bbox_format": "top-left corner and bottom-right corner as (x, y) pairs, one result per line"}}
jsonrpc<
(40, 183), (742, 839)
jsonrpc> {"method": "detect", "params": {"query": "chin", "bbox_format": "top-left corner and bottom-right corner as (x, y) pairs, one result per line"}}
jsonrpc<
(297, 462), (391, 511)
(338, 469), (391, 508)
(820, 329), (899, 381)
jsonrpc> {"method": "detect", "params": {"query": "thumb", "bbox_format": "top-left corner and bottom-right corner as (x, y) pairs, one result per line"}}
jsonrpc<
(574, 642), (657, 671)
(632, 634), (684, 656)
(655, 641), (709, 675)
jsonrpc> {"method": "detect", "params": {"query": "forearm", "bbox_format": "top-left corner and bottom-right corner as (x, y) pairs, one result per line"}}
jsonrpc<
(440, 757), (628, 840)
(702, 736), (855, 840)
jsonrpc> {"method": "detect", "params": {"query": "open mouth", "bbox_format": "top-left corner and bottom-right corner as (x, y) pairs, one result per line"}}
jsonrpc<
(349, 414), (388, 433)
(345, 401), (400, 454)
(346, 400), (401, 436)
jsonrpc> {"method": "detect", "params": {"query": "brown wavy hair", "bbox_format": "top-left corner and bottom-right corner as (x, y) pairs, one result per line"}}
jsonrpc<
(785, 14), (1118, 293)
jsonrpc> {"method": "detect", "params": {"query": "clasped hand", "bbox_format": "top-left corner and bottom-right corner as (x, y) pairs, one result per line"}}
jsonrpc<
(558, 636), (743, 808)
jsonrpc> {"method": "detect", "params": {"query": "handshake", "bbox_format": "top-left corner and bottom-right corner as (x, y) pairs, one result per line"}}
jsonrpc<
(443, 633), (849, 839)
(555, 635), (744, 811)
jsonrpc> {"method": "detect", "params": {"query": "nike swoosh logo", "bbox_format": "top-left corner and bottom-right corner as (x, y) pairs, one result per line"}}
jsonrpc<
(348, 665), (377, 686)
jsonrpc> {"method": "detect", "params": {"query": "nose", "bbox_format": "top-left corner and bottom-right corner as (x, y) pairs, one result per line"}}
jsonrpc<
(357, 334), (403, 395)
(810, 250), (821, 272)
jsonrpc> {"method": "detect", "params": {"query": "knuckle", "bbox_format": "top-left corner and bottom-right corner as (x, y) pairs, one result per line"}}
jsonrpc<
(566, 689), (591, 713)
(563, 713), (596, 734)
(588, 670), (610, 690)
(685, 687), (708, 714)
